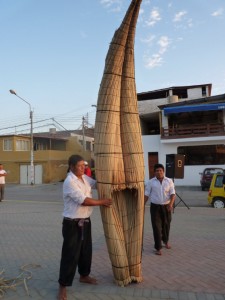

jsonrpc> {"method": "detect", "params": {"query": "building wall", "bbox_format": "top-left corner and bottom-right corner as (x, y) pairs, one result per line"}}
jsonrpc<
(187, 87), (204, 99)
(138, 98), (168, 116)
(0, 135), (92, 184)
(142, 135), (225, 186)
(70, 133), (94, 152)
(42, 160), (68, 183)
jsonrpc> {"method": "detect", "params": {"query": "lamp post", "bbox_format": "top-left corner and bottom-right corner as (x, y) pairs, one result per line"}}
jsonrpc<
(9, 89), (34, 185)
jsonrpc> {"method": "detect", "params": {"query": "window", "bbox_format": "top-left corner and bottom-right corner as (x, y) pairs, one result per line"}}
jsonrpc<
(3, 139), (12, 151)
(202, 86), (207, 97)
(178, 144), (225, 165)
(34, 142), (48, 150)
(215, 175), (224, 188)
(86, 141), (91, 151)
(16, 140), (29, 151)
(172, 89), (188, 99)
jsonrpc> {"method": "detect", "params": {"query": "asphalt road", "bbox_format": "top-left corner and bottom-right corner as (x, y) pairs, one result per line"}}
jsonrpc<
(1, 183), (224, 299)
(4, 183), (210, 208)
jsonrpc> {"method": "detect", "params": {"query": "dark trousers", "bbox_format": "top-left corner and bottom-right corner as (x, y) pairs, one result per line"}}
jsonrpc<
(150, 203), (172, 251)
(0, 184), (5, 201)
(58, 218), (92, 286)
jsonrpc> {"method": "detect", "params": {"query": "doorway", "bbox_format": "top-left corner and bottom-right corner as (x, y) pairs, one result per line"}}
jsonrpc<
(20, 165), (43, 184)
(148, 152), (158, 179)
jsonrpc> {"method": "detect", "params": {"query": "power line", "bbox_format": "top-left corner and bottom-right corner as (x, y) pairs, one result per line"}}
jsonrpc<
(0, 117), (52, 132)
(0, 110), (96, 135)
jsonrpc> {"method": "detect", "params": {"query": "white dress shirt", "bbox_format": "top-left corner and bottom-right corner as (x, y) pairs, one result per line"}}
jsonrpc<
(0, 170), (7, 184)
(62, 171), (96, 219)
(145, 176), (175, 205)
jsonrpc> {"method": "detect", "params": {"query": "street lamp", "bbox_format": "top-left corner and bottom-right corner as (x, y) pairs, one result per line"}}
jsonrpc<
(9, 89), (34, 185)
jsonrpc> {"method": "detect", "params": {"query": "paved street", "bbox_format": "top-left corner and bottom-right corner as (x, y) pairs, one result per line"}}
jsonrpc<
(4, 183), (209, 207)
(0, 183), (225, 300)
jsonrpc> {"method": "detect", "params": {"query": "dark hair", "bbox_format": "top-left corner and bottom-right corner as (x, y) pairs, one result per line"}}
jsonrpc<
(68, 155), (84, 168)
(154, 163), (164, 171)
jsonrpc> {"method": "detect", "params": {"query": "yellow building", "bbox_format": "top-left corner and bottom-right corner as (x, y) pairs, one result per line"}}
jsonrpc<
(0, 133), (92, 184)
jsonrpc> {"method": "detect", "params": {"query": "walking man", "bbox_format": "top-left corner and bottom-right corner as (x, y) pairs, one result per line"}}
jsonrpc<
(144, 163), (175, 255)
(0, 164), (7, 202)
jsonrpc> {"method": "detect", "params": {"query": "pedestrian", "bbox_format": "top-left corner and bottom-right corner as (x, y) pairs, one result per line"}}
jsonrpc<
(84, 161), (92, 177)
(57, 155), (112, 300)
(144, 163), (176, 256)
(0, 163), (7, 202)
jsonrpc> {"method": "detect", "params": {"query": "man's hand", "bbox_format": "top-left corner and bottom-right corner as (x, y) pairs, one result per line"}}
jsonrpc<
(167, 204), (174, 212)
(167, 194), (176, 212)
(144, 195), (148, 205)
(102, 198), (112, 207)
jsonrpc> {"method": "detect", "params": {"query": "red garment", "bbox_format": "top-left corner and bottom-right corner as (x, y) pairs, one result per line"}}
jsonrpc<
(84, 167), (92, 177)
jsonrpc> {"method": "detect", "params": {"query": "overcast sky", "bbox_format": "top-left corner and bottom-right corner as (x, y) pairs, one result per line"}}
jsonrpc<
(1, 0), (224, 134)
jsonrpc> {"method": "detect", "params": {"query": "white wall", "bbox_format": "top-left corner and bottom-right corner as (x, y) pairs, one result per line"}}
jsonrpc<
(187, 87), (203, 99)
(142, 135), (176, 180)
(174, 165), (225, 186)
(142, 135), (225, 186)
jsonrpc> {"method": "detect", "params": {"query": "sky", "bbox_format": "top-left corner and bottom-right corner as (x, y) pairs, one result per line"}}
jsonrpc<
(1, 0), (225, 135)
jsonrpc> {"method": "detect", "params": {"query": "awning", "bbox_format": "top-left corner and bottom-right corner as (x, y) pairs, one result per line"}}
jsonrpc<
(164, 102), (225, 116)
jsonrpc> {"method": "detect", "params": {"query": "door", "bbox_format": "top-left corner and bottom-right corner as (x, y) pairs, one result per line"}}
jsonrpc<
(20, 165), (43, 184)
(34, 165), (42, 184)
(148, 152), (158, 179)
(20, 165), (28, 184)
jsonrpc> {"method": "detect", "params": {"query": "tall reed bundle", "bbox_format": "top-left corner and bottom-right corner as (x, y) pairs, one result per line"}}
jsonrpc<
(94, 0), (145, 286)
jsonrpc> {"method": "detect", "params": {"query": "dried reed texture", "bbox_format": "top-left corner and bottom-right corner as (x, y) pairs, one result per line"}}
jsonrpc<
(0, 264), (41, 298)
(94, 0), (145, 286)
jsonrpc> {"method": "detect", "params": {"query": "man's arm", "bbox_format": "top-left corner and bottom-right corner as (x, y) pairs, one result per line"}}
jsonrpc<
(82, 197), (112, 207)
(168, 194), (176, 211)
(144, 180), (151, 204)
(144, 195), (148, 204)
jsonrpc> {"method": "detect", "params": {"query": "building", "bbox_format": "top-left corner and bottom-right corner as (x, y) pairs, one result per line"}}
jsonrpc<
(0, 129), (94, 184)
(3, 83), (224, 187)
(138, 83), (225, 186)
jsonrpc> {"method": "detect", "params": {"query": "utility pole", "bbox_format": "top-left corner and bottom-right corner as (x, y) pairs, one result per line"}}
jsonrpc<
(82, 116), (85, 151)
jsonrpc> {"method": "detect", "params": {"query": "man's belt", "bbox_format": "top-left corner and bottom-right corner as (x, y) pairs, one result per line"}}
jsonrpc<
(63, 217), (90, 222)
(63, 217), (90, 240)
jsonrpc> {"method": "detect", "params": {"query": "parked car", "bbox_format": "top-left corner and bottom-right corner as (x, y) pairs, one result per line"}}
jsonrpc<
(199, 167), (224, 191)
(208, 173), (225, 208)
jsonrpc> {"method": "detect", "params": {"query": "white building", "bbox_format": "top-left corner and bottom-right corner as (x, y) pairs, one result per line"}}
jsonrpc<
(138, 84), (225, 186)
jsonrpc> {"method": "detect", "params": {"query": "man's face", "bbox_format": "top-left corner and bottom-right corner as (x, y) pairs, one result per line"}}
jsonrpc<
(155, 167), (164, 180)
(71, 161), (85, 177)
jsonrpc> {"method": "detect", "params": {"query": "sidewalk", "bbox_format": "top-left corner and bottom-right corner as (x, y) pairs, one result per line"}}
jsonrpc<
(0, 185), (225, 299)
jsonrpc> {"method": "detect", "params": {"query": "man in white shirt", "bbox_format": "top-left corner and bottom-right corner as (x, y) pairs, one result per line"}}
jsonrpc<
(144, 163), (176, 256)
(0, 164), (7, 202)
(58, 155), (112, 300)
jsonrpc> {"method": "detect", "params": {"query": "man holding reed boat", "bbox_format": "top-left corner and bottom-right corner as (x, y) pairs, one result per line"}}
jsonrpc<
(57, 155), (112, 300)
(144, 163), (176, 256)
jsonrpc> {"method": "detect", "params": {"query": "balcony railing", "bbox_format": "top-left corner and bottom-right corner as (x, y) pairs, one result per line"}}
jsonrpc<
(161, 123), (225, 139)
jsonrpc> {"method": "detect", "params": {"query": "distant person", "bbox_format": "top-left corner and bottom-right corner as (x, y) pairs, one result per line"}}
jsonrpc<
(57, 155), (112, 300)
(0, 164), (7, 202)
(144, 163), (176, 256)
(84, 161), (92, 177)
